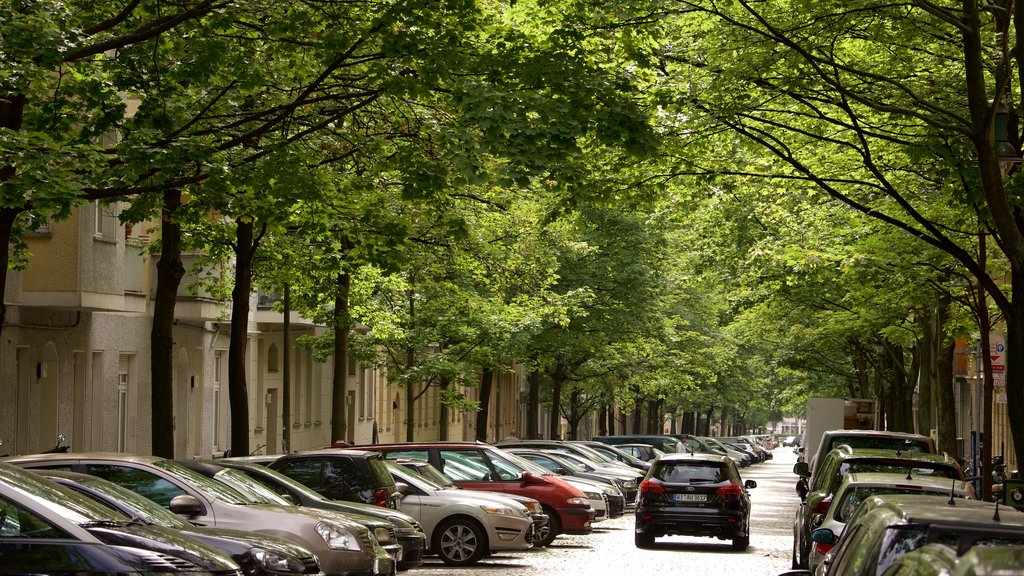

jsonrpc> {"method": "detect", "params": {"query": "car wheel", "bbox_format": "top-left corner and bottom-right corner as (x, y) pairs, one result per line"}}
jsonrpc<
(635, 530), (655, 548)
(433, 517), (487, 566)
(732, 534), (749, 551)
(533, 507), (560, 547)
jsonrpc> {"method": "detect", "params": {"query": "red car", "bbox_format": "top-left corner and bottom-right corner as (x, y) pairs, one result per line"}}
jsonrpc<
(364, 442), (595, 547)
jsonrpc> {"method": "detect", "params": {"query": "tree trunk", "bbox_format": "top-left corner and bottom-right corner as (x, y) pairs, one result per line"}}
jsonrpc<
(152, 189), (185, 458)
(439, 376), (450, 441)
(0, 94), (25, 337)
(917, 308), (935, 436)
(228, 219), (255, 458)
(549, 365), (563, 439)
(1008, 277), (1024, 470)
(476, 367), (494, 442)
(0, 210), (18, 334)
(935, 290), (958, 457)
(526, 367), (539, 439)
(282, 283), (290, 453)
(331, 271), (350, 444)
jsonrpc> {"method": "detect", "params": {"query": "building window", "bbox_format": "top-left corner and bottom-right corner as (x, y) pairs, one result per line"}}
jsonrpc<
(94, 201), (118, 238)
(267, 344), (279, 373)
(213, 352), (223, 451)
(117, 370), (128, 453)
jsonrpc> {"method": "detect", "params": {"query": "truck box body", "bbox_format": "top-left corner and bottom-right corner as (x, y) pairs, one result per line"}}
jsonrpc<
(803, 397), (878, 467)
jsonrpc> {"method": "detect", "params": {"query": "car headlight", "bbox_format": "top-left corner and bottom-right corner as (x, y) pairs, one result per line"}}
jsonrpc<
(584, 491), (600, 500)
(389, 517), (421, 535)
(480, 504), (516, 516)
(373, 526), (395, 544)
(250, 547), (309, 575)
(566, 496), (589, 506)
(315, 522), (362, 551)
(522, 501), (542, 514)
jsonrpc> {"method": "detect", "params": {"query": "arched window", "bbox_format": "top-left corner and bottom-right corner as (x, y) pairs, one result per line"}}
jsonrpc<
(267, 344), (279, 373)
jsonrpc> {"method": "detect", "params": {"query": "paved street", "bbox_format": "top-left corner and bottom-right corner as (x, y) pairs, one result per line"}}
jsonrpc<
(407, 447), (801, 575)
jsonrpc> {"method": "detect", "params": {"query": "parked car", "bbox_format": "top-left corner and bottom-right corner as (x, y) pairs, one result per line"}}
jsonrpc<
(695, 436), (751, 467)
(390, 458), (551, 545)
(496, 440), (644, 479)
(593, 435), (685, 454)
(791, 446), (967, 569)
(174, 460), (397, 576)
(217, 457), (425, 571)
(797, 430), (936, 497)
(383, 461), (533, 565)
(615, 443), (665, 462)
(805, 494), (1024, 576)
(364, 442), (595, 547)
(3, 452), (385, 576)
(634, 452), (756, 550)
(717, 437), (768, 463)
(504, 447), (632, 510)
(805, 471), (974, 572)
(267, 449), (401, 509)
(36, 469), (323, 576)
(567, 441), (651, 472)
(0, 460), (242, 576)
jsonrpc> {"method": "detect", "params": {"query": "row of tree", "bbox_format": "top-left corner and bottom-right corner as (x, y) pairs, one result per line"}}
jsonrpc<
(4, 1), (1020, 495)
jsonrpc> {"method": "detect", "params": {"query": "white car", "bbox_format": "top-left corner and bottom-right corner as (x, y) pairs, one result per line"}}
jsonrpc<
(385, 462), (533, 565)
(807, 471), (974, 573)
(561, 477), (611, 522)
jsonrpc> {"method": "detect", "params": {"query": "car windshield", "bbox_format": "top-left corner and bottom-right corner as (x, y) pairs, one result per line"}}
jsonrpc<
(539, 452), (587, 473)
(226, 463), (328, 502)
(388, 464), (440, 492)
(496, 450), (548, 476)
(152, 459), (249, 504)
(214, 469), (293, 505)
(839, 460), (961, 480)
(4, 468), (124, 525)
(404, 463), (457, 488)
(68, 475), (192, 528)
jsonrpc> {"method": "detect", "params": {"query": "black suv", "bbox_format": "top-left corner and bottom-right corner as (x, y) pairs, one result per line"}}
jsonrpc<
(269, 449), (402, 509)
(634, 453), (756, 550)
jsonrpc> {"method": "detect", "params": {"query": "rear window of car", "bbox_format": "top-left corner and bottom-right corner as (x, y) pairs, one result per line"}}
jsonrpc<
(651, 461), (729, 484)
(840, 460), (961, 481)
(828, 436), (931, 454)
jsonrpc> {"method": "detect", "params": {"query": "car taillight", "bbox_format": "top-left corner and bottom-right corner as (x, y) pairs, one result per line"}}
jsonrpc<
(639, 480), (665, 493)
(811, 498), (832, 515)
(374, 488), (388, 507)
(716, 483), (742, 498)
(815, 542), (835, 556)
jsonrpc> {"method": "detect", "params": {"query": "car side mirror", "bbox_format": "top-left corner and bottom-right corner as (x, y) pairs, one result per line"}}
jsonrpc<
(555, 467), (572, 475)
(745, 479), (757, 489)
(394, 482), (409, 496)
(793, 462), (810, 477)
(278, 493), (296, 505)
(169, 494), (203, 518)
(810, 513), (824, 529)
(810, 528), (836, 545)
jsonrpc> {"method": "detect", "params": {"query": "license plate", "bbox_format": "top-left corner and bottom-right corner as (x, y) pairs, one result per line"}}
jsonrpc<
(673, 493), (707, 502)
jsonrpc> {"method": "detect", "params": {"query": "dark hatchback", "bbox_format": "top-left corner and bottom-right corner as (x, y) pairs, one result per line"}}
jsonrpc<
(268, 450), (401, 510)
(634, 453), (756, 551)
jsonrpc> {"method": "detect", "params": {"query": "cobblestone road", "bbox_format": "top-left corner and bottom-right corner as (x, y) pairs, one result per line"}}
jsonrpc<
(407, 447), (801, 575)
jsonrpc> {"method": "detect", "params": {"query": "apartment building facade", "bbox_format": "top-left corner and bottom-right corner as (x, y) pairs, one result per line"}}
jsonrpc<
(0, 202), (533, 457)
